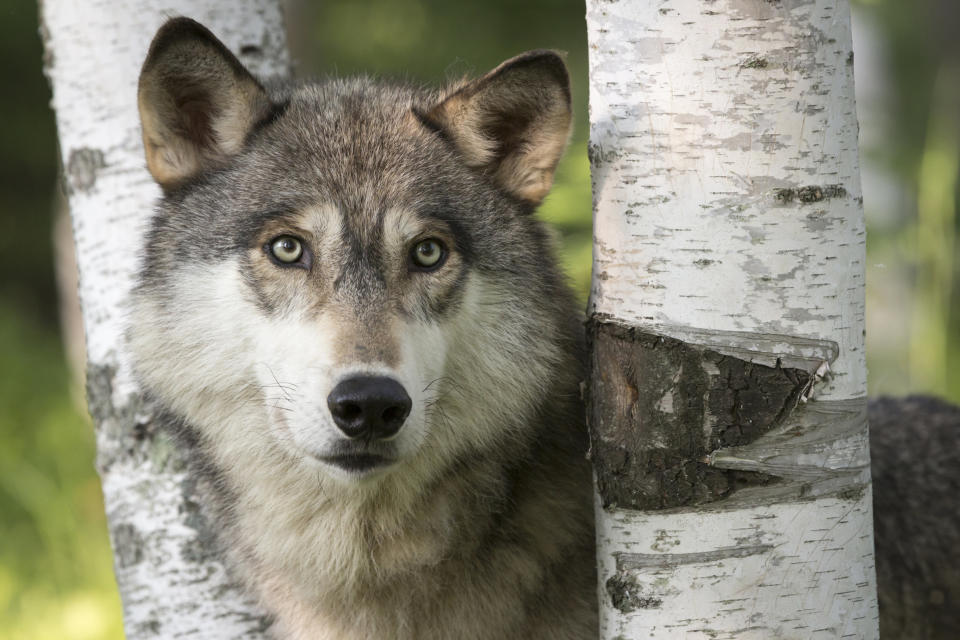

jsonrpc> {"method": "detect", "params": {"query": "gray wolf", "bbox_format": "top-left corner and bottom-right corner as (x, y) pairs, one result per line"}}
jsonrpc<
(127, 16), (960, 640)
(128, 17), (597, 640)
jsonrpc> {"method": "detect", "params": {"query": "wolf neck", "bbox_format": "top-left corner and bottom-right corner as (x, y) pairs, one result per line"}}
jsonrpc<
(207, 382), (587, 606)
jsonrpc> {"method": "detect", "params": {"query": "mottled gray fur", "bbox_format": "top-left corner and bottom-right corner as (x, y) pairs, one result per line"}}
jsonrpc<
(129, 17), (595, 640)
(871, 395), (960, 640)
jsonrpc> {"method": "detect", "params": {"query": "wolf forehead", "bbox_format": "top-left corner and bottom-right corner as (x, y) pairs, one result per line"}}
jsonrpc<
(138, 18), (571, 235)
(226, 80), (483, 212)
(161, 87), (464, 254)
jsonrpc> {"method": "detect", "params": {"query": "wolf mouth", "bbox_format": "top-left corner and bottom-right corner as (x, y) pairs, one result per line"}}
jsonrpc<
(316, 453), (394, 473)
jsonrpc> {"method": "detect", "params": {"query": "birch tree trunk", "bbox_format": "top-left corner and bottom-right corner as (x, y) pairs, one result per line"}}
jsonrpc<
(40, 2), (289, 637)
(585, 0), (879, 637)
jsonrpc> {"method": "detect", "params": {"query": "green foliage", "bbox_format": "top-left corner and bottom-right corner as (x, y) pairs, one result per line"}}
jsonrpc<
(0, 307), (123, 639)
(538, 151), (594, 301)
(0, 0), (59, 322)
(852, 0), (960, 400)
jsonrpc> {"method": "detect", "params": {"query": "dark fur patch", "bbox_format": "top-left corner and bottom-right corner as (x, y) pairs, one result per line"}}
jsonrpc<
(871, 395), (960, 639)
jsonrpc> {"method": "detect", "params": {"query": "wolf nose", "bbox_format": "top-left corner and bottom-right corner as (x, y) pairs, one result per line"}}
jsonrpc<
(327, 376), (412, 440)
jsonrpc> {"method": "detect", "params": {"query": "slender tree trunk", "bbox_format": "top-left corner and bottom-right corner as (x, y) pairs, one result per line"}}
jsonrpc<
(40, 2), (289, 637)
(585, 0), (879, 637)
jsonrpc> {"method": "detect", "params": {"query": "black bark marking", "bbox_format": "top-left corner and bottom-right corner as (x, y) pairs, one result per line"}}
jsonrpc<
(586, 318), (812, 510)
(66, 147), (105, 193)
(740, 55), (768, 69)
(587, 141), (618, 166)
(85, 362), (175, 473)
(85, 362), (118, 427)
(773, 184), (847, 204)
(114, 523), (145, 568)
(180, 477), (224, 565)
(135, 620), (162, 635)
(606, 573), (663, 613)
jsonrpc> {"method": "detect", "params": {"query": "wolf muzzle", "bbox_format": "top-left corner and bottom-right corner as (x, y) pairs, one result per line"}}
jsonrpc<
(327, 376), (411, 440)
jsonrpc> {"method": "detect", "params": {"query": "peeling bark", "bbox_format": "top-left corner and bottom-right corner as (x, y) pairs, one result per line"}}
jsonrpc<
(40, 2), (290, 637)
(587, 317), (807, 510)
(586, 0), (879, 637)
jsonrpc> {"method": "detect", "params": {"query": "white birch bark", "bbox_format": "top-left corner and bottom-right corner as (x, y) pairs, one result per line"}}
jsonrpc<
(586, 0), (879, 638)
(40, 2), (290, 637)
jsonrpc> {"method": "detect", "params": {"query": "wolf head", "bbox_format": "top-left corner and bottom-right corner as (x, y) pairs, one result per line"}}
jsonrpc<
(128, 18), (579, 490)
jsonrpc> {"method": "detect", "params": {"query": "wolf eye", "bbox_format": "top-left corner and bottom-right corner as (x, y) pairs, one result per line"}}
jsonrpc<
(410, 239), (446, 270)
(268, 236), (304, 264)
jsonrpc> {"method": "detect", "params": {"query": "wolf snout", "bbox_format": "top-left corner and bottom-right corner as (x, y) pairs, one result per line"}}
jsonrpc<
(327, 376), (412, 440)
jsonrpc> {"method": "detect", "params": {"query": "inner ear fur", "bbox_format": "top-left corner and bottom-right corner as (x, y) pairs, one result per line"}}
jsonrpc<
(422, 50), (573, 207)
(424, 51), (571, 206)
(138, 17), (272, 188)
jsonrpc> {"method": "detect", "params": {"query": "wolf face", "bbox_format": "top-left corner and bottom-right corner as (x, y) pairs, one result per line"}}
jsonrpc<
(128, 19), (596, 639)
(130, 18), (576, 484)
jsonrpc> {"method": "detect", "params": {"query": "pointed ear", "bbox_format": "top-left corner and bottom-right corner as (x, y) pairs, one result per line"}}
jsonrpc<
(422, 51), (572, 207)
(138, 17), (273, 188)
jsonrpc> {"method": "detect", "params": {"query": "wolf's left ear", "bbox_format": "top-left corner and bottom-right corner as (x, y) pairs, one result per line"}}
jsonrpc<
(422, 51), (572, 207)
(138, 17), (273, 188)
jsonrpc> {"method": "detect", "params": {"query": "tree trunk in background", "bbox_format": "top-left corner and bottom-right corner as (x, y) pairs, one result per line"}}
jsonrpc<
(585, 0), (879, 637)
(40, 2), (289, 637)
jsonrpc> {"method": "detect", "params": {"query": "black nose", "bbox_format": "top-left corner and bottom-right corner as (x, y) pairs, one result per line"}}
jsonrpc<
(327, 376), (412, 440)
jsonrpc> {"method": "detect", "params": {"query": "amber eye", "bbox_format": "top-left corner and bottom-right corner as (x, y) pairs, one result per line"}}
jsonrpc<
(410, 239), (446, 270)
(268, 236), (304, 264)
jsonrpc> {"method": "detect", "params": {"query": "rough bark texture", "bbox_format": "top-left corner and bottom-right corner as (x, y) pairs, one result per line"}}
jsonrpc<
(587, 317), (808, 510)
(586, 0), (879, 637)
(40, 2), (290, 637)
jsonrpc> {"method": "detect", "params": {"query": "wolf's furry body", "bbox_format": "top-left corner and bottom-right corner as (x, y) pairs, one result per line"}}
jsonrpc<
(129, 18), (596, 640)
(128, 17), (960, 640)
(871, 396), (960, 640)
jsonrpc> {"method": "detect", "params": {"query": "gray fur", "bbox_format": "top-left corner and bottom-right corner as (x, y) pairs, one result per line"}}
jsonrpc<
(129, 17), (596, 640)
(871, 395), (960, 640)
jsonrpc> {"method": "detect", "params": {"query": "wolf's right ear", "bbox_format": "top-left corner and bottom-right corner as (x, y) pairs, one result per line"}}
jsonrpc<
(138, 17), (272, 189)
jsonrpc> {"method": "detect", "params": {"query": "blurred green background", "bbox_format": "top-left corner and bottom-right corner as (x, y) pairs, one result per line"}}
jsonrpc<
(1, 0), (957, 637)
